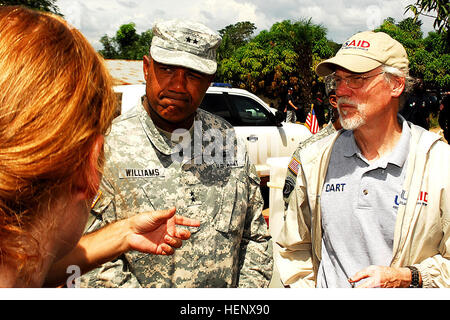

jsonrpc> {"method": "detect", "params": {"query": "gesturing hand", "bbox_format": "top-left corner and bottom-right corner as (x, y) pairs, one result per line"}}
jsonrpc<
(126, 208), (200, 256)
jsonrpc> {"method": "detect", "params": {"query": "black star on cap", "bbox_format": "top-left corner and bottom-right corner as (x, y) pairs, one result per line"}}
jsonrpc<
(186, 36), (191, 43)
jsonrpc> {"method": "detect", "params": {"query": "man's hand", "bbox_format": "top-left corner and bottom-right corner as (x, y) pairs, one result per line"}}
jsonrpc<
(126, 208), (200, 255)
(349, 265), (413, 288)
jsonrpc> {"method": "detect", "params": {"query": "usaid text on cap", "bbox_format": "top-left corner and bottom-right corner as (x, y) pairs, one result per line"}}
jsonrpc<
(344, 40), (370, 49)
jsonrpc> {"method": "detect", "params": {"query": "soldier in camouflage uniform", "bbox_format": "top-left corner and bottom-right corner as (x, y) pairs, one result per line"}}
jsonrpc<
(81, 20), (272, 288)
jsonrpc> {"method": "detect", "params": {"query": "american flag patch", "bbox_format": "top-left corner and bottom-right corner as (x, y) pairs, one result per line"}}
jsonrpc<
(288, 157), (300, 176)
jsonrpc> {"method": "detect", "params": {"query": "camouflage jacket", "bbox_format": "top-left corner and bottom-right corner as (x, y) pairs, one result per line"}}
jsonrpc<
(81, 97), (272, 288)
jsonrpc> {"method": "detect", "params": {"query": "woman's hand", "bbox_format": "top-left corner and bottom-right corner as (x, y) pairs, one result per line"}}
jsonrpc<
(126, 208), (200, 255)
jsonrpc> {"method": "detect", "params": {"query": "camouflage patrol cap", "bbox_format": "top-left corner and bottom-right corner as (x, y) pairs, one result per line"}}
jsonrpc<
(150, 20), (222, 75)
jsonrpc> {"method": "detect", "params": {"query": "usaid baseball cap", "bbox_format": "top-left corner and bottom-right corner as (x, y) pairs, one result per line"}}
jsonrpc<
(316, 31), (409, 76)
(150, 20), (222, 75)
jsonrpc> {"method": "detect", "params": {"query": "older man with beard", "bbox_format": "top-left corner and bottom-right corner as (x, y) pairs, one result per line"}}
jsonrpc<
(274, 31), (450, 288)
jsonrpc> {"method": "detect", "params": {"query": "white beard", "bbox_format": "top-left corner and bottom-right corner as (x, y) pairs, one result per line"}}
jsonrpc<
(337, 98), (368, 130)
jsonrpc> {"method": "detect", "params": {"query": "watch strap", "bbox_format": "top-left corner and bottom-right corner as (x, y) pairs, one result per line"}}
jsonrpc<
(406, 266), (421, 288)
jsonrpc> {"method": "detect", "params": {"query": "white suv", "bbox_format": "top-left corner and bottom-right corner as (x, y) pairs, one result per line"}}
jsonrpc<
(114, 84), (311, 178)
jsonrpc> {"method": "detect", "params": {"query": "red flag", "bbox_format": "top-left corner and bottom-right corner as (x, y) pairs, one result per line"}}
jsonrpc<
(305, 104), (319, 134)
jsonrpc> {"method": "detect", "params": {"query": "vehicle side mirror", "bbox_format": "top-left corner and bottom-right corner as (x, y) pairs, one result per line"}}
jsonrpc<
(274, 111), (284, 127)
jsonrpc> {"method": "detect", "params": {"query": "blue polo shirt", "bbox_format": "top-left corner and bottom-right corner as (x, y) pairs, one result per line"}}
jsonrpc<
(317, 118), (411, 288)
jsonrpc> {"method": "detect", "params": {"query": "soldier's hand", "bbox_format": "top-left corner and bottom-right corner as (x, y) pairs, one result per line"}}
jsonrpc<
(125, 208), (200, 255)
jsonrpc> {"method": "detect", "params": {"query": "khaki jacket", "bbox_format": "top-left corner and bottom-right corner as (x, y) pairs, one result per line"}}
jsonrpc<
(275, 122), (450, 287)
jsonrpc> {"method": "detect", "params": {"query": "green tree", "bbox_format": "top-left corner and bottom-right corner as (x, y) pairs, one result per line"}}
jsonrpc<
(217, 21), (256, 60)
(406, 0), (449, 33)
(0, 0), (61, 15)
(99, 35), (119, 59)
(421, 31), (450, 88)
(116, 23), (140, 59)
(376, 17), (450, 89)
(398, 17), (423, 40)
(98, 23), (153, 60)
(217, 19), (333, 108)
(219, 21), (256, 46)
(406, 0), (449, 52)
(135, 29), (153, 58)
(376, 18), (422, 57)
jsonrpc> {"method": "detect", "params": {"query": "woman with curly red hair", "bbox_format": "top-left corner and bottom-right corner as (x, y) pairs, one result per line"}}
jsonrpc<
(0, 6), (198, 287)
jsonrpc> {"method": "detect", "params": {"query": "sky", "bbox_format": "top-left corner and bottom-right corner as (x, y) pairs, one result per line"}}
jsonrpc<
(56, 0), (437, 50)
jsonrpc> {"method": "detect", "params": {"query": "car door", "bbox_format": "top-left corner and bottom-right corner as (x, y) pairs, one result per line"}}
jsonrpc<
(225, 94), (287, 173)
(199, 91), (311, 177)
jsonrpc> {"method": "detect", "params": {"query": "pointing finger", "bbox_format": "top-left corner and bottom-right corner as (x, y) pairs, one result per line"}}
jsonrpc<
(174, 215), (200, 227)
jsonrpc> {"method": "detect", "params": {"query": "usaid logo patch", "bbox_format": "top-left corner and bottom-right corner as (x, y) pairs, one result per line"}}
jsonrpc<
(393, 190), (428, 209)
(417, 191), (428, 206)
(342, 39), (371, 51)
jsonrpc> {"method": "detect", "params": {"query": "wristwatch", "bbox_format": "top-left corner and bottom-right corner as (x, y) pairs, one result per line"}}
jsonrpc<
(406, 266), (421, 288)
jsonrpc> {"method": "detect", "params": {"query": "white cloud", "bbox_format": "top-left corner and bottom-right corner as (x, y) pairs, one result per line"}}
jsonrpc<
(56, 0), (437, 49)
(197, 0), (263, 29)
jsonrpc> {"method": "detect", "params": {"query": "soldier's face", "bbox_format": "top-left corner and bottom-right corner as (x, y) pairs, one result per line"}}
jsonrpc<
(143, 56), (213, 130)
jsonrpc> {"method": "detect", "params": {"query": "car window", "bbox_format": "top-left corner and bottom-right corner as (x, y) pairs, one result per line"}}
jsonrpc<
(199, 93), (235, 125)
(228, 95), (273, 126)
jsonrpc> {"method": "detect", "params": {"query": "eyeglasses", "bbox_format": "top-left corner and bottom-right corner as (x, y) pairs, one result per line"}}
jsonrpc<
(327, 71), (385, 90)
